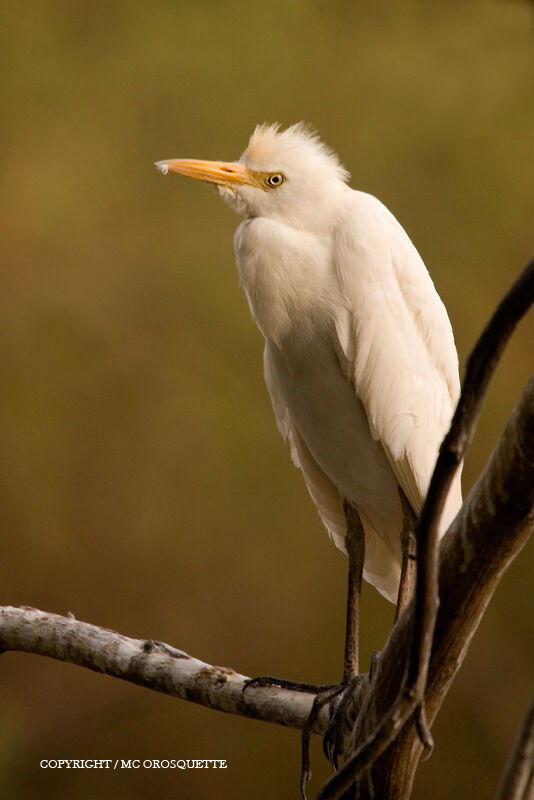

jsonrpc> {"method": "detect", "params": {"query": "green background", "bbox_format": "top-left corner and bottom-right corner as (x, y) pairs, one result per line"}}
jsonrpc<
(1, 2), (533, 798)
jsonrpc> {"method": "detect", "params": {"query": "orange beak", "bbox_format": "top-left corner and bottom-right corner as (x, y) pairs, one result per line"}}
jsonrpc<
(155, 158), (259, 189)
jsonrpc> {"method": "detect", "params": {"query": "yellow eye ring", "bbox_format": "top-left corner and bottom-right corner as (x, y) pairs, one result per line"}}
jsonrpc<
(265, 173), (285, 188)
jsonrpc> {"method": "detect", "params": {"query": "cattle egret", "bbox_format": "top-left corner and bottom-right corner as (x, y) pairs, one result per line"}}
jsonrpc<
(156, 123), (462, 682)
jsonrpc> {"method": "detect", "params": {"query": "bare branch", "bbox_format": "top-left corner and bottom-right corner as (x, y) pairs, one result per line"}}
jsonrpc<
(495, 696), (534, 800)
(0, 606), (328, 733)
(318, 372), (534, 798)
(412, 257), (534, 692)
(316, 255), (534, 800)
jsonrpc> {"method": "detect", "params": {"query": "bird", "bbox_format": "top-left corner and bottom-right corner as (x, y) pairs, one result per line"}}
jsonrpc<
(156, 122), (462, 686)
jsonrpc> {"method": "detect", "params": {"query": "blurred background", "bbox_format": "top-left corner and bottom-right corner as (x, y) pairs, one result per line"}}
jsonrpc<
(1, 2), (533, 798)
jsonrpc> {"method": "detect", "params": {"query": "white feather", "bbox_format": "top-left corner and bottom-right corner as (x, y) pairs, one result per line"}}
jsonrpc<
(233, 127), (462, 602)
(167, 123), (463, 603)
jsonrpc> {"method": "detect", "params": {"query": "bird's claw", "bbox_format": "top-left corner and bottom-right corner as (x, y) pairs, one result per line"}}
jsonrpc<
(243, 670), (366, 799)
(242, 675), (339, 800)
(299, 674), (365, 799)
(300, 684), (345, 799)
(322, 674), (364, 769)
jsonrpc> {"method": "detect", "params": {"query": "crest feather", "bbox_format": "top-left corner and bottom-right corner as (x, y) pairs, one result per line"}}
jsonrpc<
(241, 122), (350, 184)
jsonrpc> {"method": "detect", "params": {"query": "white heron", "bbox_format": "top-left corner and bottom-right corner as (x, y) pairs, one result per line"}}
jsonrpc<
(156, 123), (462, 683)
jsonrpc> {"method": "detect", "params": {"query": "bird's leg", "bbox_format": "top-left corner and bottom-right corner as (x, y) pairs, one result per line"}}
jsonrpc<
(315, 501), (367, 775)
(395, 490), (417, 622)
(246, 504), (367, 798)
(244, 503), (365, 690)
(342, 500), (365, 680)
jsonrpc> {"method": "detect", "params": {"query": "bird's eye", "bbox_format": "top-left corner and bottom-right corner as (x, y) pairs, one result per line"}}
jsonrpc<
(265, 173), (285, 188)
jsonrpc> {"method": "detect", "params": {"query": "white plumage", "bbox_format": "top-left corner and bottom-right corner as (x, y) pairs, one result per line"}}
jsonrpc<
(157, 123), (462, 603)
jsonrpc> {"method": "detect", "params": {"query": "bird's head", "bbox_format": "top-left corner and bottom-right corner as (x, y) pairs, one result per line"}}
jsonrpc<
(156, 123), (350, 231)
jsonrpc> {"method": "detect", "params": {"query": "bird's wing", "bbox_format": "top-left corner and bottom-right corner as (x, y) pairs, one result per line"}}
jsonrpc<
(263, 344), (348, 550)
(332, 192), (461, 518)
(264, 341), (404, 602)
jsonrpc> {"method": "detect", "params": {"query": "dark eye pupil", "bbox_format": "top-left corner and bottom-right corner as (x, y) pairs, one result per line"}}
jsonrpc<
(270, 175), (281, 185)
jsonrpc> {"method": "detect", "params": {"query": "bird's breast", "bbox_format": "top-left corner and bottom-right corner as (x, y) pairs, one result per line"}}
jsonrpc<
(234, 217), (339, 346)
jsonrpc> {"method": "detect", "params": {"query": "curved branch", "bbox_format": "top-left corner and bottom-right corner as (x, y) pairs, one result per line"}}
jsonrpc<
(411, 258), (534, 690)
(0, 606), (328, 733)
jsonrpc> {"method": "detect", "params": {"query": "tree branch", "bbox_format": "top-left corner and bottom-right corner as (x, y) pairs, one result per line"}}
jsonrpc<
(411, 258), (534, 690)
(0, 606), (329, 733)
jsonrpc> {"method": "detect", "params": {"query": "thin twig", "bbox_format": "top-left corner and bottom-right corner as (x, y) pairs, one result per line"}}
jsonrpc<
(495, 696), (534, 800)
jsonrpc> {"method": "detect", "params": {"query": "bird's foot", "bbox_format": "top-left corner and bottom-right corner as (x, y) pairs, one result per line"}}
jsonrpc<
(299, 672), (370, 800)
(303, 652), (381, 797)
(299, 682), (346, 798)
(243, 664), (375, 800)
(242, 676), (338, 799)
(321, 675), (365, 770)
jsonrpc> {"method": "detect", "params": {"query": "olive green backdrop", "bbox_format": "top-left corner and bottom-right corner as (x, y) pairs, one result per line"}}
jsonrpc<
(1, 2), (533, 798)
